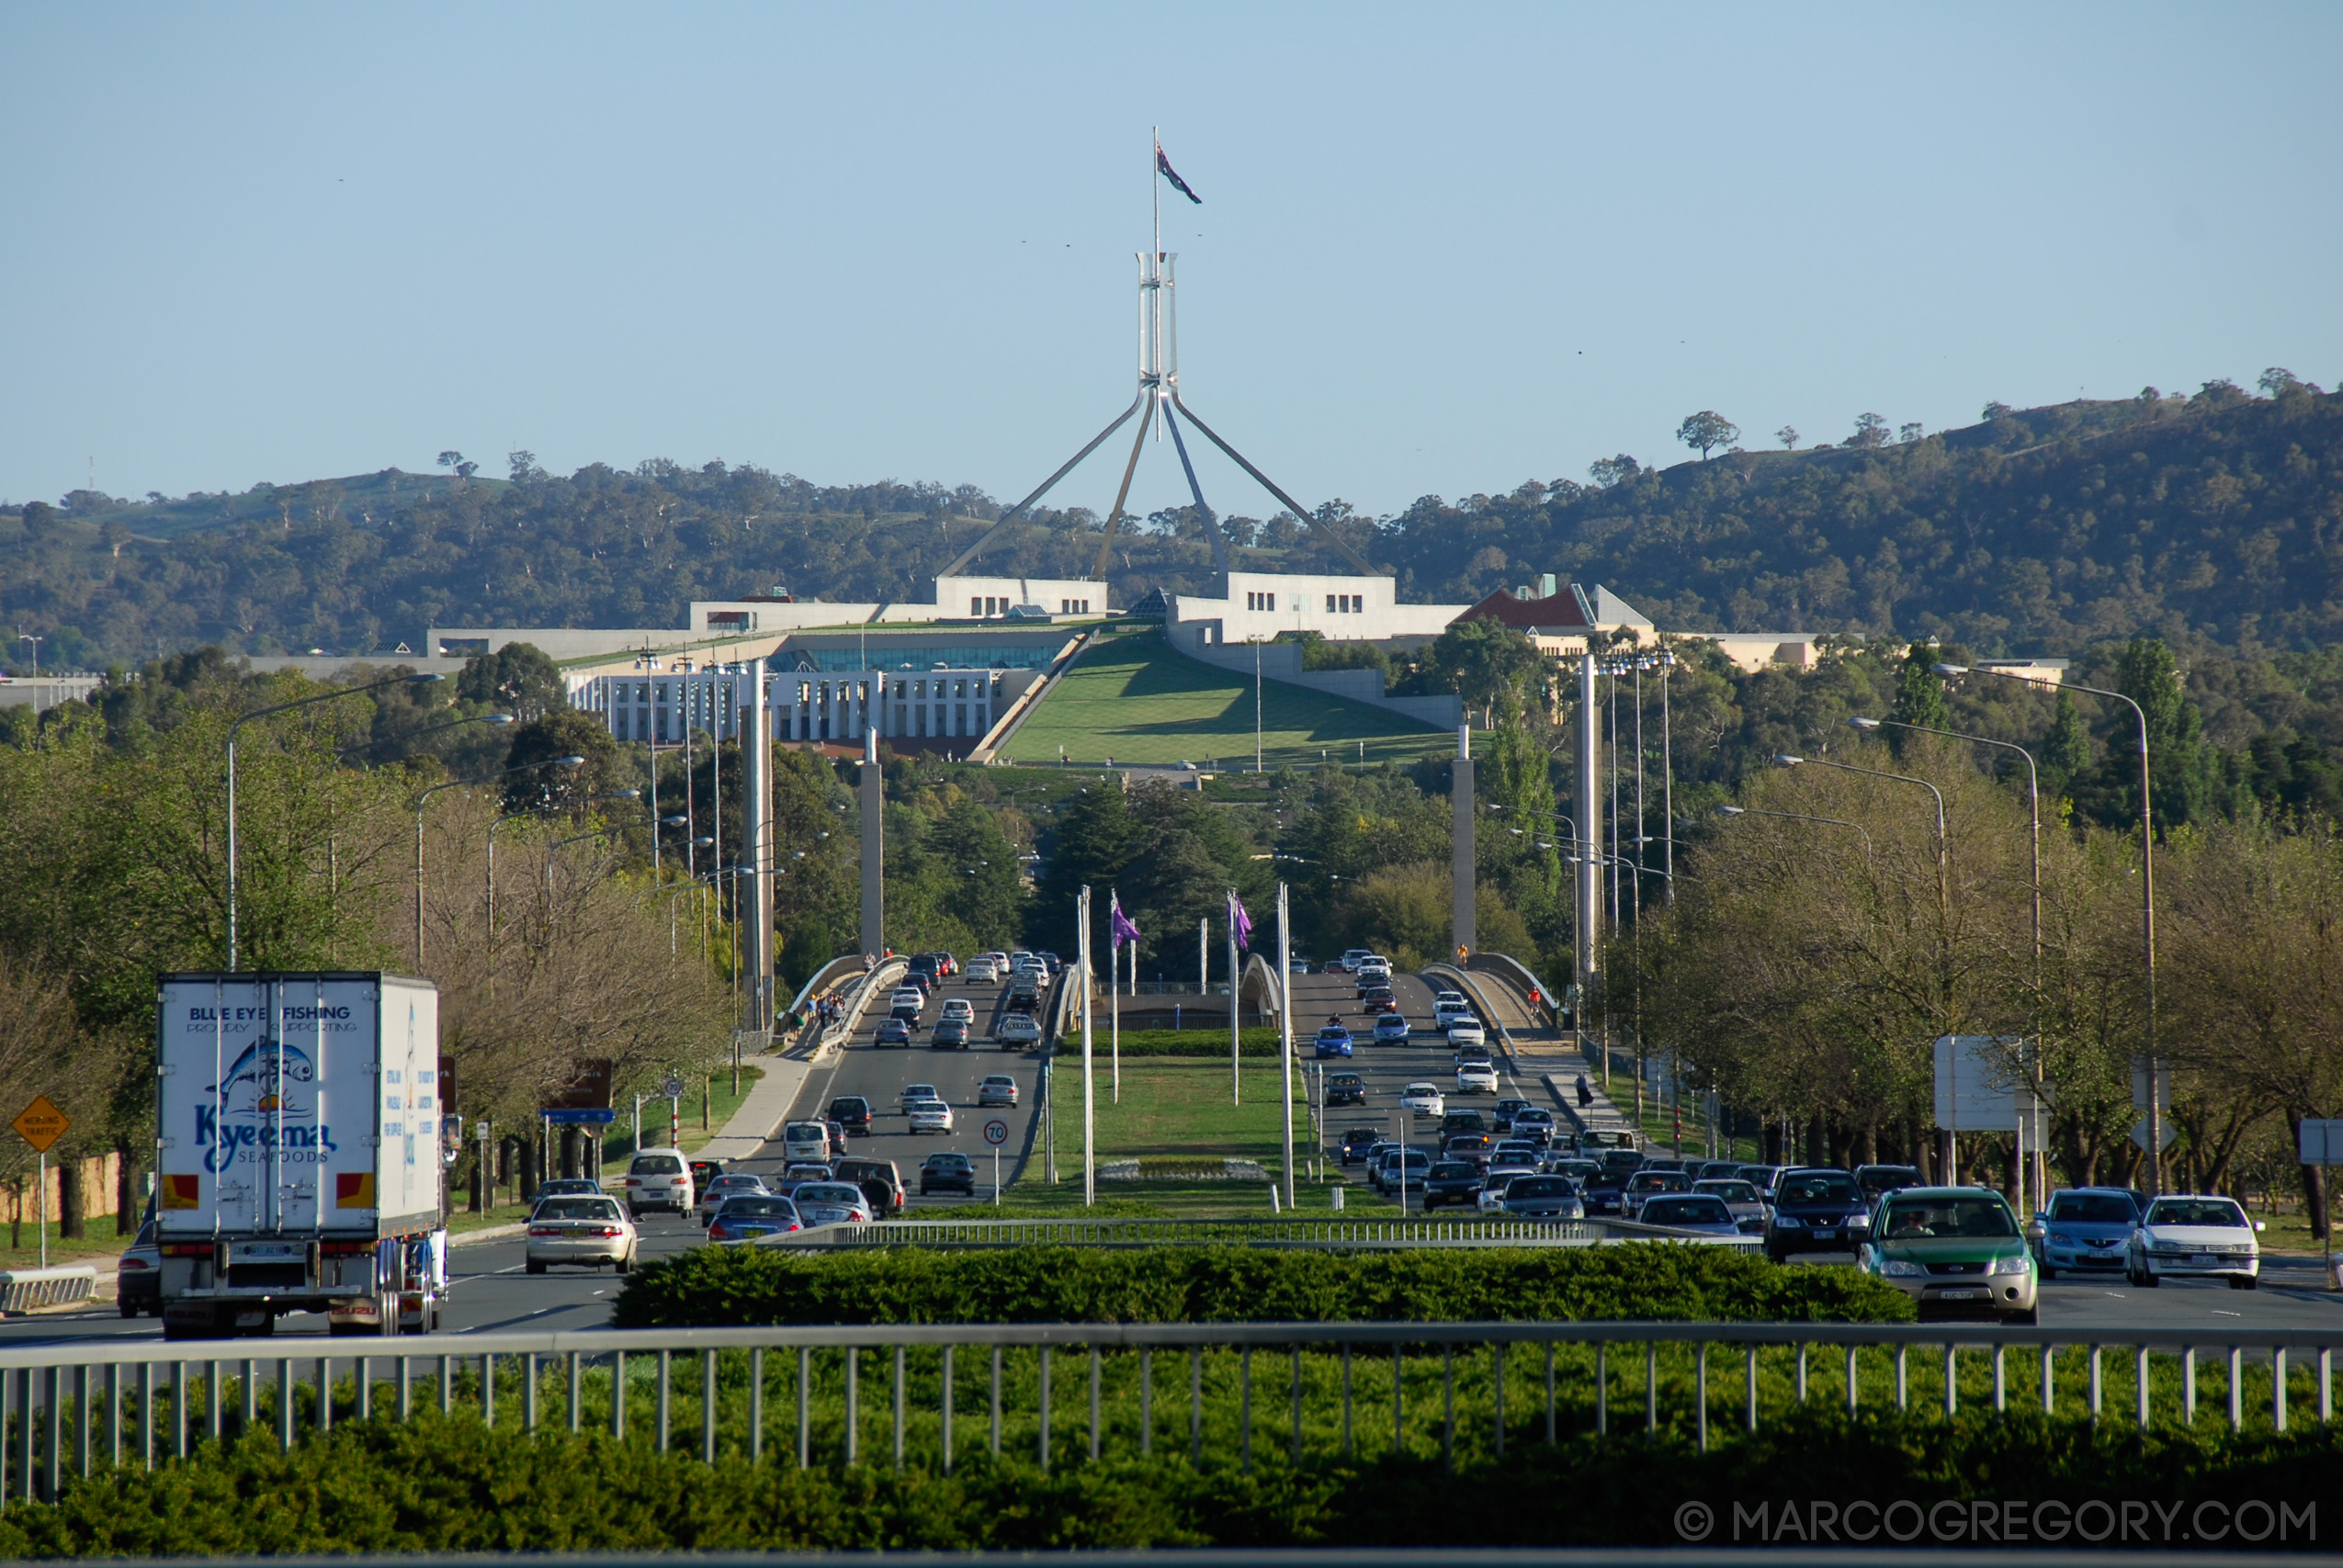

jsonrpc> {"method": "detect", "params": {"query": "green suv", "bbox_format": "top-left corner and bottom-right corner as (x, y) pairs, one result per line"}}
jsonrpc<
(1857, 1186), (2038, 1324)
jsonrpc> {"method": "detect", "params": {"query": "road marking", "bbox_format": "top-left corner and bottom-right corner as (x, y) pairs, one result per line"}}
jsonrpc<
(2213, 1309), (2242, 1316)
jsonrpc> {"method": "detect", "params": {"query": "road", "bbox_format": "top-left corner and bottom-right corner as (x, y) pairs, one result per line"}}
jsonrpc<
(0, 964), (2332, 1346)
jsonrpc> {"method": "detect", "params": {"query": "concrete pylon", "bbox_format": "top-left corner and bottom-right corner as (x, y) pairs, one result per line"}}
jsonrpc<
(1452, 724), (1475, 961)
(859, 724), (884, 957)
(743, 658), (774, 1032)
(1575, 651), (1602, 1017)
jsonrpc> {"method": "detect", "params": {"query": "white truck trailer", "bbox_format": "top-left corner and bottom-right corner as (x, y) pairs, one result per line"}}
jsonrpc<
(154, 972), (448, 1340)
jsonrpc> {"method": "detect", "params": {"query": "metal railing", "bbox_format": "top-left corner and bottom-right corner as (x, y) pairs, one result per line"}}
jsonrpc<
(758, 1216), (1761, 1250)
(0, 1319), (2333, 1503)
(0, 1266), (96, 1314)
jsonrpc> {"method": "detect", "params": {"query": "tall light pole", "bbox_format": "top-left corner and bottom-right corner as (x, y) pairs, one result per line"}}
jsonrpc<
(1246, 635), (1267, 773)
(15, 632), (41, 678)
(1938, 661), (2162, 1191)
(410, 736), (574, 971)
(227, 671), (442, 970)
(1715, 804), (1873, 860)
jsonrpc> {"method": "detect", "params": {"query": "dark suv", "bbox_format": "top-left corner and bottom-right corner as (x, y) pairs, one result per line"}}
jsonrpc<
(834, 1156), (904, 1215)
(829, 1096), (874, 1137)
(1421, 1161), (1486, 1211)
(1766, 1168), (1873, 1261)
(1338, 1128), (1381, 1166)
(919, 1152), (977, 1197)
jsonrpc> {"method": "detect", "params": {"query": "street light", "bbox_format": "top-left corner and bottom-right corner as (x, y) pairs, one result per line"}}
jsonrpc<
(344, 708), (513, 762)
(1937, 660), (2164, 1190)
(227, 670), (443, 970)
(1245, 635), (1268, 773)
(1771, 753), (1946, 891)
(1716, 803), (1874, 860)
(407, 734), (562, 971)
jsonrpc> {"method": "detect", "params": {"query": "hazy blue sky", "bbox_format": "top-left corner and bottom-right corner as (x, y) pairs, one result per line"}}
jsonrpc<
(5, 5), (2337, 520)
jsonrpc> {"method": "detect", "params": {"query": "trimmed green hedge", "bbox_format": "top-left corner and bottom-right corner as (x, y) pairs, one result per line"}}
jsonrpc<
(1107, 1027), (1285, 1057)
(2, 1407), (2334, 1553)
(614, 1243), (1914, 1328)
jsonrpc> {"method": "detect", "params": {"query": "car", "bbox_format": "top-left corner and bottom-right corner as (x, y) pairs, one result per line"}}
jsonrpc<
(900, 1082), (944, 1110)
(875, 1018), (914, 1046)
(1620, 1168), (1691, 1219)
(526, 1194), (639, 1273)
(822, 1120), (850, 1159)
(1355, 956), (1393, 982)
(2125, 1194), (2264, 1289)
(832, 1156), (906, 1217)
(908, 1098), (956, 1134)
(1766, 1168), (1874, 1261)
(538, 1178), (603, 1198)
(1693, 1178), (1770, 1233)
(1334, 949), (1375, 974)
(940, 997), (975, 1024)
(1493, 1137), (1541, 1165)
(1400, 1082), (1445, 1119)
(1855, 1164), (1924, 1202)
(1421, 1160), (1485, 1211)
(830, 1096), (874, 1136)
(772, 1161), (834, 1197)
(1693, 1160), (1746, 1182)
(1432, 994), (1474, 1027)
(934, 953), (958, 978)
(966, 958), (999, 984)
(783, 1121), (832, 1164)
(688, 1157), (730, 1192)
(977, 1074), (1020, 1107)
(793, 1181), (876, 1225)
(995, 1011), (1042, 1047)
(1455, 1061), (1499, 1095)
(1511, 1109), (1556, 1145)
(1737, 1165), (1790, 1201)
(1862, 1187), (2038, 1323)
(1375, 1146), (1432, 1198)
(117, 1219), (162, 1317)
(1440, 1108), (1490, 1139)
(889, 988), (925, 1021)
(1313, 1025), (1354, 1058)
(1478, 1156), (1538, 1207)
(1501, 1175), (1586, 1221)
(697, 1172), (770, 1224)
(1545, 1156), (1602, 1184)
(906, 953), (941, 985)
(919, 1151), (979, 1196)
(1491, 1099), (1534, 1134)
(1445, 1019), (1488, 1048)
(619, 1148), (696, 1215)
(1358, 987), (1398, 1015)
(1636, 1194), (1744, 1236)
(1287, 957), (1311, 974)
(932, 1020), (971, 1049)
(1373, 1014), (1411, 1043)
(707, 1195), (803, 1242)
(1337, 1127), (1381, 1165)
(1322, 1071), (1366, 1106)
(1443, 1133), (1496, 1169)
(2032, 1187), (2142, 1277)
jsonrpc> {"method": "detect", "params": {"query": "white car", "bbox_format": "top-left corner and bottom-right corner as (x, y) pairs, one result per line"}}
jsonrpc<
(940, 997), (976, 1024)
(526, 1194), (639, 1273)
(1400, 1082), (1445, 1119)
(1455, 1061), (1499, 1095)
(696, 1172), (770, 1224)
(995, 1012), (1042, 1047)
(889, 987), (926, 1019)
(977, 1074), (1019, 1107)
(1335, 949), (1375, 974)
(900, 1082), (943, 1111)
(793, 1181), (875, 1225)
(907, 1098), (955, 1134)
(782, 1121), (831, 1164)
(966, 958), (999, 984)
(1446, 1019), (1488, 1048)
(1356, 956), (1393, 982)
(2126, 1195), (2264, 1288)
(1432, 995), (1475, 1027)
(619, 1148), (695, 1215)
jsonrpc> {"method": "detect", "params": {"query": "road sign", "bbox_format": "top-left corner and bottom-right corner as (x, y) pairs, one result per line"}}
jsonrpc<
(1932, 1035), (2037, 1132)
(662, 1077), (684, 1100)
(2130, 1116), (2179, 1154)
(544, 1108), (617, 1125)
(12, 1096), (68, 1153)
(2299, 1119), (2343, 1166)
(983, 1118), (1010, 1147)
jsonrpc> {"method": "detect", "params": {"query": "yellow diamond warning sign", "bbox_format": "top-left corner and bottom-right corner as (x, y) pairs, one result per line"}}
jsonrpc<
(12, 1096), (69, 1154)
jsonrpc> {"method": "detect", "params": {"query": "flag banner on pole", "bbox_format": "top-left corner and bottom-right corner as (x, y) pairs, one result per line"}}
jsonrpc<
(1156, 143), (1202, 204)
(1110, 891), (1141, 950)
(1228, 890), (1252, 953)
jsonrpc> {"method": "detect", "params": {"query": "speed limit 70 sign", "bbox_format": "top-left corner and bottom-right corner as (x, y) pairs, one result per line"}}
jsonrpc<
(983, 1118), (1010, 1147)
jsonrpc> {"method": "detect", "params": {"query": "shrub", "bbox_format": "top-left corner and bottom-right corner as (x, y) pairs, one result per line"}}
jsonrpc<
(614, 1244), (1914, 1329)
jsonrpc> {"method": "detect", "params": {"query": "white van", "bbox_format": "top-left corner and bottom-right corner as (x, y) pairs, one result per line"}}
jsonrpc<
(620, 1149), (696, 1215)
(783, 1122), (832, 1165)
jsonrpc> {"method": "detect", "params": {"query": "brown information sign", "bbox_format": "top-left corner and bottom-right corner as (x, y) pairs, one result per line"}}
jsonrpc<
(13, 1096), (69, 1154)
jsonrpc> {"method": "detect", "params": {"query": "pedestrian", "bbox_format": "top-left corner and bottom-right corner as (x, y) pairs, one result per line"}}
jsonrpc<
(1575, 1073), (1592, 1110)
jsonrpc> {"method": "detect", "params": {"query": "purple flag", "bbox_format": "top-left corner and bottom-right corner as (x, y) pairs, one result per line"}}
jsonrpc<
(1156, 143), (1202, 205)
(1111, 892), (1140, 950)
(1228, 890), (1252, 953)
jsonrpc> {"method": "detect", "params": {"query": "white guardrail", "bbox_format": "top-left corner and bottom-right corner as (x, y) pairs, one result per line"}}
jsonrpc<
(0, 1267), (96, 1315)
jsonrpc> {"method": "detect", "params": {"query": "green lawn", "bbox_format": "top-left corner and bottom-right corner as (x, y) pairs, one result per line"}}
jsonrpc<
(1001, 630), (1450, 770)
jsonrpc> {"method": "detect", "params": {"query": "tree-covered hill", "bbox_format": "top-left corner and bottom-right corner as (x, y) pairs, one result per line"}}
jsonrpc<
(3, 378), (2337, 672)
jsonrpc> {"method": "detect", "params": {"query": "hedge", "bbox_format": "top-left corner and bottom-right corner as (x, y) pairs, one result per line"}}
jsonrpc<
(1105, 1027), (1285, 1057)
(613, 1243), (1914, 1329)
(1, 1406), (2334, 1553)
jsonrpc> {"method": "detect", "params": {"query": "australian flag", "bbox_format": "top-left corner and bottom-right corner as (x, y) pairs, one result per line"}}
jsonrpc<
(1227, 890), (1252, 953)
(1110, 891), (1141, 950)
(1156, 143), (1202, 205)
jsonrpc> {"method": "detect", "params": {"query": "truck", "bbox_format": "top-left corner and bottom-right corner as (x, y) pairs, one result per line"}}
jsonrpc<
(153, 972), (448, 1340)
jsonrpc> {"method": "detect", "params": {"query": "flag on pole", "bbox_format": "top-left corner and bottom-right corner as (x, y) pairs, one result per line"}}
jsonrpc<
(1111, 891), (1141, 950)
(1228, 890), (1252, 953)
(1156, 143), (1202, 205)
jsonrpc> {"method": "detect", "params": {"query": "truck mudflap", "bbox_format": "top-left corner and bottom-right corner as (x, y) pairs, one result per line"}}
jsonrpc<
(326, 1292), (441, 1336)
(162, 1298), (276, 1339)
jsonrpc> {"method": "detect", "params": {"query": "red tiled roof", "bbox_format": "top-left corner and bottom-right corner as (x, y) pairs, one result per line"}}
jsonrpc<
(1457, 587), (1594, 632)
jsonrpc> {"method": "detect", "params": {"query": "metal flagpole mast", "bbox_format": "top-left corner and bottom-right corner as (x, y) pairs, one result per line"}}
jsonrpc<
(1278, 882), (1295, 1210)
(1228, 895), (1241, 1106)
(1081, 886), (1095, 1207)
(1110, 890), (1121, 1104)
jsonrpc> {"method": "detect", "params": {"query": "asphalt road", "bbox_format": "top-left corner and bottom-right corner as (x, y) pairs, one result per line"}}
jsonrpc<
(1, 966), (2333, 1345)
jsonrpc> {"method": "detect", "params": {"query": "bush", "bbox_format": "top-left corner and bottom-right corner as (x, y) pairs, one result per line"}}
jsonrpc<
(614, 1243), (1914, 1329)
(1108, 1028), (1285, 1057)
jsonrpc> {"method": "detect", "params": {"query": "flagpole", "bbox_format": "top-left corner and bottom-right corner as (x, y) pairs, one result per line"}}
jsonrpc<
(1110, 890), (1121, 1105)
(1278, 881), (1295, 1210)
(1151, 125), (1160, 269)
(1081, 886), (1096, 1207)
(1228, 893), (1240, 1107)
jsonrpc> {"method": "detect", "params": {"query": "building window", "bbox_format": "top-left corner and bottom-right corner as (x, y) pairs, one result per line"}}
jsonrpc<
(972, 597), (985, 615)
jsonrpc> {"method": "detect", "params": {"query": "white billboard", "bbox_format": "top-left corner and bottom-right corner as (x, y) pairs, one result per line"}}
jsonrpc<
(1932, 1034), (2043, 1134)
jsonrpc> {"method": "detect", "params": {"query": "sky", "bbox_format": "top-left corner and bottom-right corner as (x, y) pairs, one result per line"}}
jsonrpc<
(4, 5), (2339, 522)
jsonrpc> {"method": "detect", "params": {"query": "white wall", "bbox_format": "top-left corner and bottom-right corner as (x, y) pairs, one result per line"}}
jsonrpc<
(934, 575), (1106, 618)
(1168, 570), (1467, 650)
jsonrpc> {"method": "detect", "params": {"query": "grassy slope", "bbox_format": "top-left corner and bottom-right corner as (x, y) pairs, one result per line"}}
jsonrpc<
(1002, 630), (1448, 770)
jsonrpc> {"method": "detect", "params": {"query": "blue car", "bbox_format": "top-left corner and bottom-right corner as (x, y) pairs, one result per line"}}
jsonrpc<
(2032, 1187), (2141, 1278)
(1373, 1014), (1411, 1043)
(1313, 1025), (1353, 1058)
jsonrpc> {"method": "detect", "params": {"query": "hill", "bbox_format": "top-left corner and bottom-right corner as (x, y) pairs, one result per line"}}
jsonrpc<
(2, 378), (2337, 672)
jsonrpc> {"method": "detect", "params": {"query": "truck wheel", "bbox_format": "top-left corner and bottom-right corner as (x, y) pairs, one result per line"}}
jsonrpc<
(526, 1259), (546, 1275)
(119, 1298), (141, 1319)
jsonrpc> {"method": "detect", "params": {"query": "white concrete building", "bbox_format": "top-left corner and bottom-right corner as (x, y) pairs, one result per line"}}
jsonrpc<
(572, 662), (1043, 750)
(1167, 570), (1467, 652)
